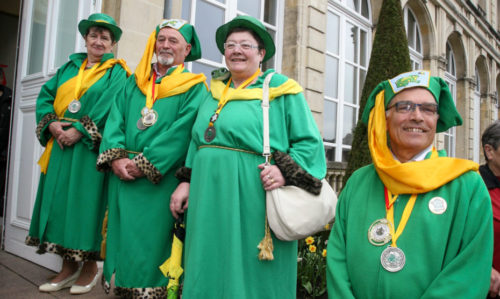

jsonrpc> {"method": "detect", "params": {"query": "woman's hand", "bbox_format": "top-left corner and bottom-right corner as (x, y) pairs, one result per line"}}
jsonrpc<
(57, 127), (82, 147)
(170, 182), (190, 219)
(490, 267), (500, 298)
(126, 162), (145, 178)
(258, 164), (285, 191)
(111, 158), (135, 181)
(48, 121), (72, 149)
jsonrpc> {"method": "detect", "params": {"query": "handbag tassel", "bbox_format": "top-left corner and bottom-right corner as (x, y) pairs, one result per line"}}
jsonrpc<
(257, 217), (274, 260)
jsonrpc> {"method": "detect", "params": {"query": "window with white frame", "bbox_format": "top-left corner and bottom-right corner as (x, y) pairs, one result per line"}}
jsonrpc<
(180, 0), (282, 81)
(23, 0), (94, 78)
(324, 1), (371, 162)
(404, 6), (423, 70)
(443, 42), (457, 157)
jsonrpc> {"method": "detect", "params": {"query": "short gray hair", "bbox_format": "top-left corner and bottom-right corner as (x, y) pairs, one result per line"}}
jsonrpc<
(481, 120), (500, 161)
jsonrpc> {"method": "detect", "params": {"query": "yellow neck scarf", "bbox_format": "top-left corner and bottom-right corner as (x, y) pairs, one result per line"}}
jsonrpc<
(38, 58), (131, 174)
(134, 30), (208, 103)
(367, 90), (478, 195)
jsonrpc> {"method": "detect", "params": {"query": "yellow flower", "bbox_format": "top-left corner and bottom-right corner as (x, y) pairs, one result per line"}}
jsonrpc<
(324, 223), (330, 230)
(309, 245), (317, 253)
(305, 236), (314, 245)
(322, 249), (327, 257)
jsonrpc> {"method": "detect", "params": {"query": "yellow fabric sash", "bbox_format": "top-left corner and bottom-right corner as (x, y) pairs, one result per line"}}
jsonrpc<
(37, 58), (130, 174)
(367, 90), (478, 195)
(134, 30), (208, 104)
(210, 76), (303, 102)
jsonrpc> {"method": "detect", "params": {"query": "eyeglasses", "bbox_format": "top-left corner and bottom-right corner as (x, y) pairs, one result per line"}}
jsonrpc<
(386, 101), (438, 115)
(224, 42), (259, 51)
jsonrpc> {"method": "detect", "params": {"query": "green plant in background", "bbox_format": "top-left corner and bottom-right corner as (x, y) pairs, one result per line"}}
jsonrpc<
(297, 229), (330, 299)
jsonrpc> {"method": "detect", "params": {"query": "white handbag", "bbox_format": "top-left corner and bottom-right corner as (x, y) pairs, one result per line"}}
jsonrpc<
(261, 73), (337, 241)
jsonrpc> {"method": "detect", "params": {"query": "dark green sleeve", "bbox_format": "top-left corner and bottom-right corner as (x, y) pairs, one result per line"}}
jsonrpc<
(73, 65), (129, 150)
(133, 83), (209, 183)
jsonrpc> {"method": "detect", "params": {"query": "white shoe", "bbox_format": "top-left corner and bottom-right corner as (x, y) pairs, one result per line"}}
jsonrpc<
(69, 269), (100, 295)
(39, 267), (82, 292)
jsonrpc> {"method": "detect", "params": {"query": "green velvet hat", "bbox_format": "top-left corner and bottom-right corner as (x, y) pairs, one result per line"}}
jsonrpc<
(156, 19), (202, 62)
(78, 13), (122, 42)
(361, 70), (463, 133)
(215, 15), (275, 62)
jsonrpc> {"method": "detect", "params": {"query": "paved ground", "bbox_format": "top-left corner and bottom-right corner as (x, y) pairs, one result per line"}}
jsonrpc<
(0, 250), (114, 298)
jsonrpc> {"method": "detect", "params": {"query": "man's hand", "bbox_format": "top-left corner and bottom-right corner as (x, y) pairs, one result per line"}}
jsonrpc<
(489, 267), (500, 298)
(170, 182), (189, 219)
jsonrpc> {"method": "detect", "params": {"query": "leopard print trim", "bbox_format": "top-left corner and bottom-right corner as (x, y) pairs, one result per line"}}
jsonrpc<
(80, 115), (102, 150)
(96, 148), (128, 171)
(175, 167), (191, 182)
(132, 153), (162, 184)
(273, 150), (323, 195)
(36, 113), (58, 142)
(114, 286), (167, 299)
(25, 236), (101, 262)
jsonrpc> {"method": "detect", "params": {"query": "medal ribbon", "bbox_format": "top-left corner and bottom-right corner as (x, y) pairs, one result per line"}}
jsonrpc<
(385, 188), (417, 248)
(74, 59), (100, 101)
(207, 68), (261, 127)
(145, 64), (185, 109)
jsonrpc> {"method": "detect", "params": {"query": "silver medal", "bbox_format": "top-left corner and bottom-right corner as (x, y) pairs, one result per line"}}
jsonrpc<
(142, 110), (158, 127)
(428, 197), (447, 214)
(137, 118), (147, 130)
(368, 218), (392, 246)
(68, 100), (81, 113)
(380, 246), (405, 272)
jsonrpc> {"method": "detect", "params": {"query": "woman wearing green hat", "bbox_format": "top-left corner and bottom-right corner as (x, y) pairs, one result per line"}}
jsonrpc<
(170, 15), (327, 298)
(25, 13), (130, 295)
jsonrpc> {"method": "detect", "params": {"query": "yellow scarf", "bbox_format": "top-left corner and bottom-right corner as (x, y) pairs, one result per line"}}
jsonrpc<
(368, 90), (478, 195)
(38, 58), (131, 174)
(134, 30), (208, 102)
(210, 76), (303, 101)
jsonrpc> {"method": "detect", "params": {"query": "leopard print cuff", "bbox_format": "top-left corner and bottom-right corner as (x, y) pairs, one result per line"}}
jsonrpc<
(273, 150), (322, 195)
(114, 286), (167, 298)
(25, 236), (101, 262)
(132, 153), (162, 184)
(80, 115), (102, 150)
(36, 113), (58, 142)
(175, 167), (191, 182)
(96, 148), (128, 171)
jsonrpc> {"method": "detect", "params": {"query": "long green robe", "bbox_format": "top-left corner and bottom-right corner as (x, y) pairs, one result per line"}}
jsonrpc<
(182, 69), (327, 299)
(327, 158), (493, 298)
(97, 66), (208, 296)
(27, 53), (129, 261)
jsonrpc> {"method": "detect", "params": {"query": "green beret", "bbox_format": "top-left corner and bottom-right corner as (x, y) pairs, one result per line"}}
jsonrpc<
(361, 70), (463, 133)
(156, 19), (202, 62)
(78, 13), (122, 42)
(215, 15), (275, 63)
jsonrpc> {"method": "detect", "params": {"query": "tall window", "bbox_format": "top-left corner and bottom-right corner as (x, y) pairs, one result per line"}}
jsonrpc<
(404, 6), (423, 70)
(23, 0), (93, 77)
(324, 1), (371, 162)
(181, 0), (282, 81)
(443, 42), (457, 157)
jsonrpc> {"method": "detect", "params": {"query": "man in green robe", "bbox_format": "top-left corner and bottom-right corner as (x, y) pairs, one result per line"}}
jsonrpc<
(97, 19), (208, 297)
(326, 70), (493, 298)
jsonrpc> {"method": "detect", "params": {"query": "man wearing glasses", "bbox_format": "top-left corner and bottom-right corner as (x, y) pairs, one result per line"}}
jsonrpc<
(327, 70), (493, 298)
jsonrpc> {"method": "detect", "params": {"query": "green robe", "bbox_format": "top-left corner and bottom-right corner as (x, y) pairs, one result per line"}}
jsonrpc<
(27, 53), (129, 261)
(327, 160), (493, 298)
(182, 69), (326, 299)
(97, 66), (208, 293)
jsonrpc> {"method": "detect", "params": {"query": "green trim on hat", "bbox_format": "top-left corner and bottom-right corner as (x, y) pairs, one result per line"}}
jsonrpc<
(361, 70), (463, 133)
(155, 19), (202, 62)
(215, 15), (275, 62)
(78, 13), (122, 42)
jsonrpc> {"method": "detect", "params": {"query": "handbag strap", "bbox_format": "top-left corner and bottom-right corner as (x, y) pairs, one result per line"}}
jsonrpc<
(262, 72), (275, 164)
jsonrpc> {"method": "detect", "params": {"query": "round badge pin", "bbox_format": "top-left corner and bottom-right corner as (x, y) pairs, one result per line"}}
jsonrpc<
(68, 100), (81, 113)
(368, 218), (392, 246)
(428, 197), (447, 214)
(380, 246), (405, 272)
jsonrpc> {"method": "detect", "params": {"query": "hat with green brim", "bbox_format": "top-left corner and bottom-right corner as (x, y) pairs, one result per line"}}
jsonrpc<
(156, 19), (202, 62)
(361, 70), (462, 133)
(78, 13), (122, 42)
(215, 15), (275, 63)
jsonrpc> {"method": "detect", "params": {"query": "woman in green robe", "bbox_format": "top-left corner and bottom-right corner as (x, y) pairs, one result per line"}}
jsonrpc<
(26, 13), (130, 295)
(170, 16), (327, 298)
